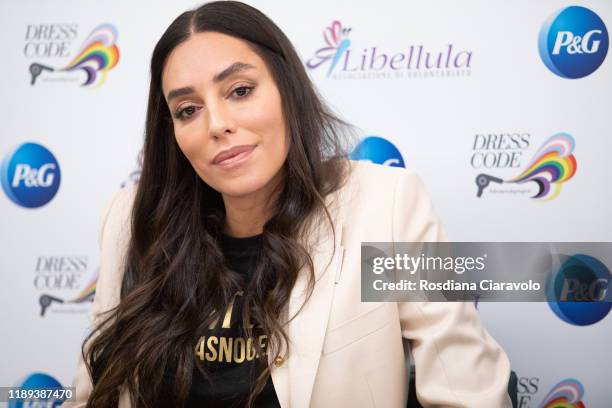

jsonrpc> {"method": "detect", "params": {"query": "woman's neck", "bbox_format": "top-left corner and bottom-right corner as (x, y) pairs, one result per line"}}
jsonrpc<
(223, 199), (269, 237)
(221, 171), (283, 238)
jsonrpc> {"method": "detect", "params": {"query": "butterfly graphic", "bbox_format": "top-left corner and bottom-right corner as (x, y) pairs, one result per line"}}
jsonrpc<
(306, 20), (352, 76)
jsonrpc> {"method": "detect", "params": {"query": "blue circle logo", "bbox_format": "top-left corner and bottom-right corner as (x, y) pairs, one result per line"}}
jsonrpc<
(546, 254), (611, 326)
(539, 6), (609, 79)
(9, 372), (65, 407)
(349, 136), (405, 167)
(1, 142), (61, 208)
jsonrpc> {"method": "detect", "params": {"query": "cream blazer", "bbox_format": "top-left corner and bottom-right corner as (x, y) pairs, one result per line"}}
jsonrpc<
(65, 160), (512, 407)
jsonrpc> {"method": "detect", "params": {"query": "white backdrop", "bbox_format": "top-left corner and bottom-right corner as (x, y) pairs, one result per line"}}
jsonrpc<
(1, 1), (610, 406)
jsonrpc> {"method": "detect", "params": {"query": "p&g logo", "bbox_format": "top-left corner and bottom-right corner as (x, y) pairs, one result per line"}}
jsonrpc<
(9, 372), (67, 407)
(1, 142), (61, 208)
(349, 136), (405, 168)
(546, 253), (611, 326)
(539, 6), (609, 79)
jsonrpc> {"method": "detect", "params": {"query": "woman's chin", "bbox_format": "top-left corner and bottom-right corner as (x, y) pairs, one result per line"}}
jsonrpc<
(217, 179), (269, 199)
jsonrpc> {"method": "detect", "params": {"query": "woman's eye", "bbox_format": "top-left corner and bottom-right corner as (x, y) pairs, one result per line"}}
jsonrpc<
(173, 87), (252, 120)
(232, 86), (254, 98)
(175, 105), (198, 120)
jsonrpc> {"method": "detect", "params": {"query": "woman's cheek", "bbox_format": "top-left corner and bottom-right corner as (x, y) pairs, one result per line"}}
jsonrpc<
(241, 88), (282, 130)
(174, 128), (198, 160)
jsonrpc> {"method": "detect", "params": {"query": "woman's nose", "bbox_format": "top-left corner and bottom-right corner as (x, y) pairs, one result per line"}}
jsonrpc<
(207, 102), (237, 139)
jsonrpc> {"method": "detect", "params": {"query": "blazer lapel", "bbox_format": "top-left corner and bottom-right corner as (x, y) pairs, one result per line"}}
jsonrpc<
(269, 185), (348, 408)
(288, 216), (345, 407)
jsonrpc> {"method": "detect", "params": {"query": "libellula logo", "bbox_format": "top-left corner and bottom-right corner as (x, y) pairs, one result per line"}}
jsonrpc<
(306, 20), (472, 80)
(26, 23), (120, 87)
(473, 133), (576, 200)
(539, 6), (608, 79)
(538, 379), (585, 408)
(546, 253), (610, 326)
(9, 372), (67, 407)
(349, 136), (405, 167)
(1, 142), (61, 208)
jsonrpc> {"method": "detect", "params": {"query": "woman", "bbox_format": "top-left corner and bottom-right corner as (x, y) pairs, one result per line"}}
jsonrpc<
(66, 1), (512, 407)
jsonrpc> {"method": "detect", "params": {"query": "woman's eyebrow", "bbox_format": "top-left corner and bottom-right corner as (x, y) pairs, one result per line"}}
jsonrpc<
(213, 62), (255, 83)
(167, 86), (195, 103)
(166, 62), (256, 103)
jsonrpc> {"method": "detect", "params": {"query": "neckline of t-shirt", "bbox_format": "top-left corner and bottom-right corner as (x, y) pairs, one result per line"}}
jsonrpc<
(220, 232), (263, 251)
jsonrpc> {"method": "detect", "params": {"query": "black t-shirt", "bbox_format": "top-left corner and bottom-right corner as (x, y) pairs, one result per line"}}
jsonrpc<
(181, 233), (281, 408)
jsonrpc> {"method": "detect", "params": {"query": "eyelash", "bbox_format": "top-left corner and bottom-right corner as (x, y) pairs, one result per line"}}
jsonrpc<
(173, 85), (255, 120)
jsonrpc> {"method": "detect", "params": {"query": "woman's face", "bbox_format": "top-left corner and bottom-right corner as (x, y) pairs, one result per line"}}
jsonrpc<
(162, 31), (289, 199)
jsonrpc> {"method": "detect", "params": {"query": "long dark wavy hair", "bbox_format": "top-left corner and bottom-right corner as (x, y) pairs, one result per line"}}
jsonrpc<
(83, 1), (355, 407)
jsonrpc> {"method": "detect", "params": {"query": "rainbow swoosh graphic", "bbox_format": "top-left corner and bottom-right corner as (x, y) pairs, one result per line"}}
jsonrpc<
(68, 272), (98, 303)
(508, 132), (577, 200)
(539, 379), (586, 408)
(61, 23), (120, 87)
(306, 20), (352, 76)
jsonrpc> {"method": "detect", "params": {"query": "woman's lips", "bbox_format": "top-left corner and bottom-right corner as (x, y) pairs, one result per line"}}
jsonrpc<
(213, 145), (256, 169)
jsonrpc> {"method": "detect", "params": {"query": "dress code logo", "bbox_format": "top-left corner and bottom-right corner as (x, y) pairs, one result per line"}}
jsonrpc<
(471, 132), (577, 201)
(539, 6), (608, 79)
(539, 379), (586, 408)
(33, 256), (98, 317)
(516, 376), (586, 408)
(25, 23), (120, 87)
(516, 376), (539, 408)
(1, 142), (61, 208)
(24, 24), (78, 58)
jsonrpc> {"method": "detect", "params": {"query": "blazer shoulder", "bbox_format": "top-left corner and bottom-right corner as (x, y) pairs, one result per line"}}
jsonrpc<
(347, 159), (419, 186)
(343, 160), (425, 204)
(339, 161), (443, 239)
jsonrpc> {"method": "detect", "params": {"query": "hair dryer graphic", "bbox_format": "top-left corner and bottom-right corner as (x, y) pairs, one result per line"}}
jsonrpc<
(39, 294), (64, 316)
(475, 173), (504, 197)
(29, 63), (54, 85)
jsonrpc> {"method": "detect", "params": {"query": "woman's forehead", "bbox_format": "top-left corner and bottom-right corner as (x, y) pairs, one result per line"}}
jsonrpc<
(162, 32), (265, 92)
